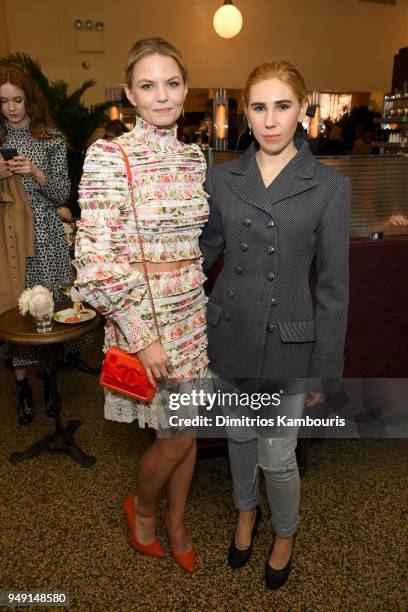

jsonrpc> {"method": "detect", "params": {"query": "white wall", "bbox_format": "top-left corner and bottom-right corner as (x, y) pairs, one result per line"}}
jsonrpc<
(1, 0), (407, 103)
(0, 0), (9, 56)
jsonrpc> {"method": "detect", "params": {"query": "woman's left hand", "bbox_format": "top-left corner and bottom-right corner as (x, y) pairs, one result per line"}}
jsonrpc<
(306, 392), (326, 407)
(7, 155), (46, 183)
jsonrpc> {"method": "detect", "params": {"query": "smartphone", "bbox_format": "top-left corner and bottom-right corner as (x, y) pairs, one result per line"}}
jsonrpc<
(0, 148), (18, 161)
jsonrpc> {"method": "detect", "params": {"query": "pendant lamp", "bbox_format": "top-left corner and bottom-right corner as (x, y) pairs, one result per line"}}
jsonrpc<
(213, 0), (243, 39)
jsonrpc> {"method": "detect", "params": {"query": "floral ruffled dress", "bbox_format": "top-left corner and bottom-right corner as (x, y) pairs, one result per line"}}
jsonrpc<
(74, 116), (209, 428)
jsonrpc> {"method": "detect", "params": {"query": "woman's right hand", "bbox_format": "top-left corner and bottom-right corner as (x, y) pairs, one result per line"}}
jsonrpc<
(136, 340), (171, 387)
(388, 214), (408, 226)
(0, 158), (12, 179)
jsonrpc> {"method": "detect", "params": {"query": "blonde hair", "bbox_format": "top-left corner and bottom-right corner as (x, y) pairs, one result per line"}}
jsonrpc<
(125, 37), (188, 86)
(243, 61), (308, 106)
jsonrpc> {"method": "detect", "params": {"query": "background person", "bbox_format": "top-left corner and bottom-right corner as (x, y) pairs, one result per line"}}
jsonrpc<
(103, 119), (129, 141)
(351, 124), (372, 155)
(0, 64), (91, 424)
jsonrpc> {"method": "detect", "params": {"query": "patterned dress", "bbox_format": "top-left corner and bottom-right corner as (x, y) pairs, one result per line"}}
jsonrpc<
(74, 116), (209, 428)
(0, 122), (90, 366)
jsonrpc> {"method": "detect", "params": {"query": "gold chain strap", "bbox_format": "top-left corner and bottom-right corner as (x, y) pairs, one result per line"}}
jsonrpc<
(115, 143), (161, 343)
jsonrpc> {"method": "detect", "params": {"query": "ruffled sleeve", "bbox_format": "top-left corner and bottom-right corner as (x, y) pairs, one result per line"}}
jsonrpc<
(73, 139), (158, 353)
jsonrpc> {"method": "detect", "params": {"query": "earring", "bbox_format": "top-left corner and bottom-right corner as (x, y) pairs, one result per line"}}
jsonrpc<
(182, 108), (185, 119)
(248, 123), (252, 135)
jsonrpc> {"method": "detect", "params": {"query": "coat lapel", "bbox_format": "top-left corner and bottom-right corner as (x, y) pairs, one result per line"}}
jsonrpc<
(224, 140), (319, 214)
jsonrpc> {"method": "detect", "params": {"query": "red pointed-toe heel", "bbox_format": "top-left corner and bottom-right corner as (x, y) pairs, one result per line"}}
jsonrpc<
(123, 495), (165, 558)
(162, 510), (196, 573)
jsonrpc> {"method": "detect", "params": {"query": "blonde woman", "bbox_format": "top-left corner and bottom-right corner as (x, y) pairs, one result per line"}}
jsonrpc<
(201, 61), (350, 588)
(74, 38), (209, 573)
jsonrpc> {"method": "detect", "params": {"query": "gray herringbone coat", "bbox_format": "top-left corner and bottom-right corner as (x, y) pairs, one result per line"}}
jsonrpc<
(200, 140), (351, 392)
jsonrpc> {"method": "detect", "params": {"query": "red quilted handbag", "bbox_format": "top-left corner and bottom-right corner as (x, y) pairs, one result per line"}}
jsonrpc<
(100, 346), (156, 401)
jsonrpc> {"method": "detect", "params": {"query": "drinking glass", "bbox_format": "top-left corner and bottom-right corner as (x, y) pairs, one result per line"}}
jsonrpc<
(33, 303), (53, 333)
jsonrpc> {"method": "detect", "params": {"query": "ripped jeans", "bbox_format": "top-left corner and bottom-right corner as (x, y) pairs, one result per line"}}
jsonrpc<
(223, 389), (307, 538)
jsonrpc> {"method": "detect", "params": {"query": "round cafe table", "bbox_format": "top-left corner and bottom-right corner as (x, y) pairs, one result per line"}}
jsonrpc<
(0, 305), (102, 467)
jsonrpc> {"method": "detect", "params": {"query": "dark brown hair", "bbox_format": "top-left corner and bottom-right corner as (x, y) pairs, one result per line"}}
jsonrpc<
(125, 37), (188, 87)
(0, 64), (60, 144)
(104, 119), (129, 141)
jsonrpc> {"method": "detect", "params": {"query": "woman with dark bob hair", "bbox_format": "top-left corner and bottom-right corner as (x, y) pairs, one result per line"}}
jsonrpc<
(74, 38), (209, 573)
(201, 61), (350, 589)
(0, 64), (86, 424)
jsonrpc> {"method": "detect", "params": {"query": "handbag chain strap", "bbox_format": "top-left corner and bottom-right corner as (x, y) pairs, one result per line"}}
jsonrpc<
(115, 142), (161, 343)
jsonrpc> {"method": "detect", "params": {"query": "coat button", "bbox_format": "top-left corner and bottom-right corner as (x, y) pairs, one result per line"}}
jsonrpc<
(267, 219), (275, 228)
(271, 298), (277, 306)
(224, 313), (231, 321)
(228, 290), (234, 299)
(243, 218), (252, 227)
(235, 266), (242, 275)
(267, 272), (275, 281)
(266, 323), (275, 333)
(241, 243), (249, 252)
(267, 246), (275, 255)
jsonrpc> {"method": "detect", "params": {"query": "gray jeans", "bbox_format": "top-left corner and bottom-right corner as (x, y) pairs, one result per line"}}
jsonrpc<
(223, 389), (306, 538)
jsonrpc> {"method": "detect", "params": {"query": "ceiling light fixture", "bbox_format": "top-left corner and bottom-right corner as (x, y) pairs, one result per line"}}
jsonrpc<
(213, 0), (243, 39)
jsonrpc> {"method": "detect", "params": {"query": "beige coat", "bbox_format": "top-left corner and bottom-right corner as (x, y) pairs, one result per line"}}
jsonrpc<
(0, 175), (35, 314)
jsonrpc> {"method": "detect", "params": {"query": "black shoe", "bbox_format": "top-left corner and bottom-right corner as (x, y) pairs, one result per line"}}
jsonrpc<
(228, 506), (261, 569)
(42, 371), (57, 417)
(264, 536), (294, 590)
(16, 378), (34, 425)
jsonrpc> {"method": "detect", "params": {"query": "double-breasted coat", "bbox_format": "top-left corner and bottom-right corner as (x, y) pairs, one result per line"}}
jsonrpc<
(200, 140), (351, 393)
